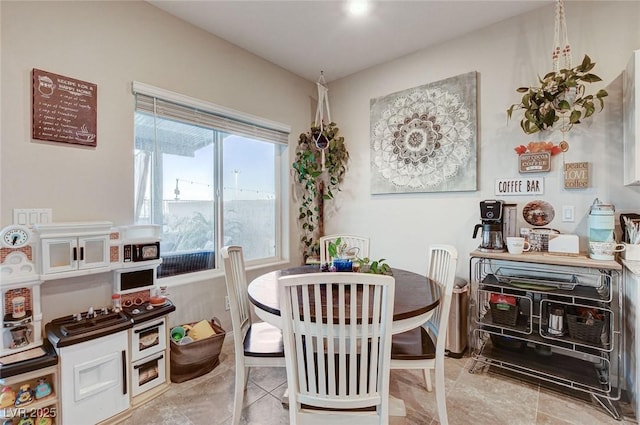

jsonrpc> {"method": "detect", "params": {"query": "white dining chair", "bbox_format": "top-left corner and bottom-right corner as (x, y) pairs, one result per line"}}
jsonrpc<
(319, 234), (370, 265)
(221, 246), (286, 425)
(389, 244), (458, 425)
(278, 272), (395, 425)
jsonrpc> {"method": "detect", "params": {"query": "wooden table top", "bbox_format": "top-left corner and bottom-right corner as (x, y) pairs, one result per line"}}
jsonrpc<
(248, 265), (441, 322)
(470, 249), (622, 270)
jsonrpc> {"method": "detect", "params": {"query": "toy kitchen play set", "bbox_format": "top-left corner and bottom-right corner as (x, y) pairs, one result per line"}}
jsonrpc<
(0, 221), (175, 425)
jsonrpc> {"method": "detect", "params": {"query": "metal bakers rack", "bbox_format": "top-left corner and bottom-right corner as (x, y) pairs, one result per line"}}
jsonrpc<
(469, 253), (622, 420)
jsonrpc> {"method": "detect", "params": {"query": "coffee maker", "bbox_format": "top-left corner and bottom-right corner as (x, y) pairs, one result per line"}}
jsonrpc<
(473, 200), (506, 252)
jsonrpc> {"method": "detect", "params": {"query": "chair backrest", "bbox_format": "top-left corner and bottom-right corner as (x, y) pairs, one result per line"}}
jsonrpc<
(278, 272), (395, 416)
(425, 245), (459, 354)
(319, 234), (370, 265)
(221, 246), (252, 354)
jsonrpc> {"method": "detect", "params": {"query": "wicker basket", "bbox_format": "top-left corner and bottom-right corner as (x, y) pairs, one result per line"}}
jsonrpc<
(490, 302), (518, 326)
(170, 317), (225, 383)
(566, 314), (604, 344)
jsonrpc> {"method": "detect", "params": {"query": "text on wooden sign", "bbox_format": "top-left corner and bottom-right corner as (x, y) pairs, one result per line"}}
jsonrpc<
(32, 69), (97, 147)
(564, 162), (589, 189)
(519, 152), (551, 173)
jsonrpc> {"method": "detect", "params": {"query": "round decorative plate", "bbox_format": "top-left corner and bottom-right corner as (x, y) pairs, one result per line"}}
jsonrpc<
(523, 200), (555, 226)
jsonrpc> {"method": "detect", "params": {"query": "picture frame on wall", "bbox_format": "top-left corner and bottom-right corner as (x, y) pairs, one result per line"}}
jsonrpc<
(369, 71), (478, 194)
(32, 68), (97, 147)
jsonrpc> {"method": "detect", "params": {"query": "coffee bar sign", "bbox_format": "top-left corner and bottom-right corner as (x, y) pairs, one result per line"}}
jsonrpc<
(495, 178), (544, 196)
(32, 69), (97, 147)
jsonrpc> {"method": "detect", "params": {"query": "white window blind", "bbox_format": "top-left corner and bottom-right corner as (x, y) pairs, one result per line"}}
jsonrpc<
(132, 81), (290, 145)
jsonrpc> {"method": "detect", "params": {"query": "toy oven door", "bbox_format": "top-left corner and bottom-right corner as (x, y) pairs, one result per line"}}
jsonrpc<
(131, 352), (166, 397)
(130, 319), (166, 362)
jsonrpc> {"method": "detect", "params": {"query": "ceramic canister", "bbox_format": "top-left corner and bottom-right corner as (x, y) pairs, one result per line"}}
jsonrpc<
(12, 296), (26, 319)
(588, 198), (616, 260)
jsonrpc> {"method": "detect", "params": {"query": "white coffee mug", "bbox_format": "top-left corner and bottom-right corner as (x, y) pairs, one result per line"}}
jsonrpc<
(506, 237), (530, 255)
(589, 241), (625, 261)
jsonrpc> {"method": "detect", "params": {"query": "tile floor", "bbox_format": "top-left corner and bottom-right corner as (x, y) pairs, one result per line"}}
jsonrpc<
(123, 339), (635, 425)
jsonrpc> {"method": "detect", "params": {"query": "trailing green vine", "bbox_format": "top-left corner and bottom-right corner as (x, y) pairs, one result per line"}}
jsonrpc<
(292, 122), (349, 261)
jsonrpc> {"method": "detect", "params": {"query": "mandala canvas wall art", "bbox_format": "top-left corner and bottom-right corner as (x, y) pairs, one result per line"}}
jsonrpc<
(370, 72), (478, 194)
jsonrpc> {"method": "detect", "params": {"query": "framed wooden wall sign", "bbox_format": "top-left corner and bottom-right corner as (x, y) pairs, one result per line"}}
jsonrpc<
(519, 152), (551, 173)
(564, 162), (589, 189)
(32, 69), (97, 147)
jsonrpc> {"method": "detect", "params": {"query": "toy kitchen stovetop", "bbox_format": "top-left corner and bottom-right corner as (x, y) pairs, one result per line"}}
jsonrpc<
(45, 297), (175, 423)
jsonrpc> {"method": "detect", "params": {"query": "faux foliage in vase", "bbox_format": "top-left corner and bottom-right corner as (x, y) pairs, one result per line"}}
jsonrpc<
(292, 122), (349, 261)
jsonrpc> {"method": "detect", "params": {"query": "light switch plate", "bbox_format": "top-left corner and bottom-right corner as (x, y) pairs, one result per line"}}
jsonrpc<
(562, 206), (575, 222)
(13, 208), (52, 226)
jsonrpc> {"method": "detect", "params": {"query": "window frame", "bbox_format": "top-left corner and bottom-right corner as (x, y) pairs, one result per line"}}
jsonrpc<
(132, 82), (290, 279)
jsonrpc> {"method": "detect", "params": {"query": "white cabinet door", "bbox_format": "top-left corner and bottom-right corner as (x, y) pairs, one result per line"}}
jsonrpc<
(34, 222), (113, 277)
(78, 234), (110, 270)
(41, 238), (77, 274)
(624, 266), (640, 420)
(59, 332), (129, 425)
(41, 235), (110, 274)
(624, 49), (640, 186)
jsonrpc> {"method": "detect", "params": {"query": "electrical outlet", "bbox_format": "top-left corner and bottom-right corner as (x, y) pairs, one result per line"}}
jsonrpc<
(225, 296), (230, 311)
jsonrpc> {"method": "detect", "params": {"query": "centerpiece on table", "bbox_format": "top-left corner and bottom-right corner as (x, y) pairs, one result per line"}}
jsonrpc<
(321, 237), (392, 275)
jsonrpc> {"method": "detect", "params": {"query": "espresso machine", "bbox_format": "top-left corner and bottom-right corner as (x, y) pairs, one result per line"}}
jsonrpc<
(473, 200), (506, 252)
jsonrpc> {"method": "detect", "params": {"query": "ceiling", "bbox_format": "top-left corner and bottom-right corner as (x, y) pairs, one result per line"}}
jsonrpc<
(149, 1), (553, 83)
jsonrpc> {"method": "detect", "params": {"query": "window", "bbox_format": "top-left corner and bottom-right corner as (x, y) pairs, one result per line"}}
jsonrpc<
(133, 83), (289, 278)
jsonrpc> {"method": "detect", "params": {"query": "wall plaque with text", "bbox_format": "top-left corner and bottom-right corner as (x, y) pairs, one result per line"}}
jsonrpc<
(32, 69), (97, 147)
(564, 162), (589, 189)
(518, 152), (551, 173)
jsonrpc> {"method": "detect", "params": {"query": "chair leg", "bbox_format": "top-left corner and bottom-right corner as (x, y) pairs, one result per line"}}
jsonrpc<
(434, 362), (448, 425)
(423, 367), (433, 392)
(232, 360), (246, 425)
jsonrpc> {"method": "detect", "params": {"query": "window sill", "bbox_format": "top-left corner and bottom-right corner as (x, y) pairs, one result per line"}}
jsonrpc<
(158, 259), (293, 288)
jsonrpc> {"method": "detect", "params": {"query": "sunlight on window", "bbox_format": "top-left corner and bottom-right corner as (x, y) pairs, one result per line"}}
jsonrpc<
(134, 109), (282, 277)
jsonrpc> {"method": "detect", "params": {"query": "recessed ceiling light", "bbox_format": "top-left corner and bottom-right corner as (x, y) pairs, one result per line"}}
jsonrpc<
(346, 0), (370, 17)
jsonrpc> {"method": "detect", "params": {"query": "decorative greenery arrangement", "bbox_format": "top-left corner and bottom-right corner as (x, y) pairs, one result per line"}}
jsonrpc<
(507, 55), (608, 135)
(292, 122), (349, 260)
(514, 141), (562, 156)
(357, 257), (393, 276)
(327, 237), (345, 260)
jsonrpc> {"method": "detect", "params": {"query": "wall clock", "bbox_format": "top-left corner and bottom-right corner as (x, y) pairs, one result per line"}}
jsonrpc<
(1, 225), (31, 248)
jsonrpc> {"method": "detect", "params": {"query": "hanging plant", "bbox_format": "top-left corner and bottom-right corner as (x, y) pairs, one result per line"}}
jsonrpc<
(506, 1), (609, 135)
(292, 122), (349, 261)
(507, 55), (608, 135)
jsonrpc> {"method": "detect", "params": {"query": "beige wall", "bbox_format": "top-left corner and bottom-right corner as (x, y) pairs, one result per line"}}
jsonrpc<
(1, 1), (312, 327)
(3, 1), (640, 329)
(328, 1), (640, 276)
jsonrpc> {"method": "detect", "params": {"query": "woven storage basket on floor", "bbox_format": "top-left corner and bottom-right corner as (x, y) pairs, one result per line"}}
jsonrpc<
(566, 314), (604, 344)
(170, 317), (225, 383)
